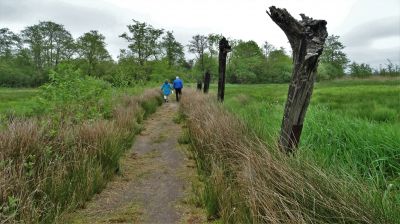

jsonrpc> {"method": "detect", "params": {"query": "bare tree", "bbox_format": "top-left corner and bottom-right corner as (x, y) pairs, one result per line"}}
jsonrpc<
(263, 41), (276, 60)
(266, 6), (328, 152)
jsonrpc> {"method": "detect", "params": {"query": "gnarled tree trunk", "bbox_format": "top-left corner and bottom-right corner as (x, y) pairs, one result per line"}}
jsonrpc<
(217, 37), (231, 102)
(267, 6), (328, 152)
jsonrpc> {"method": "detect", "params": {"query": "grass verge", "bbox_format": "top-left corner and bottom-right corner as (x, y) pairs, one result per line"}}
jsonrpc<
(0, 89), (162, 223)
(181, 90), (397, 223)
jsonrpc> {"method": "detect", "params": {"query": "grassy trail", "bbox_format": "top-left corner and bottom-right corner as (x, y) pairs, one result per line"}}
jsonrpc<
(66, 101), (206, 224)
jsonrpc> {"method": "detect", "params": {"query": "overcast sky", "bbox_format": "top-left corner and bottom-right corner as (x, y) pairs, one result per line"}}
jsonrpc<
(1, 0), (399, 68)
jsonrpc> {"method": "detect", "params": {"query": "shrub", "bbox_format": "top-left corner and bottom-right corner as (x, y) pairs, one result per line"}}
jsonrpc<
(35, 64), (112, 122)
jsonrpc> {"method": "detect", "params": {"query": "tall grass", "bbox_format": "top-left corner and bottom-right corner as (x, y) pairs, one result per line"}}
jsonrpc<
(222, 80), (400, 222)
(0, 89), (162, 223)
(223, 81), (400, 187)
(181, 90), (396, 223)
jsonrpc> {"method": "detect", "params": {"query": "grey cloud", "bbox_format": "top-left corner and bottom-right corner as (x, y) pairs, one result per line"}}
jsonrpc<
(345, 47), (400, 67)
(0, 0), (120, 33)
(0, 0), (127, 58)
(342, 16), (400, 47)
(342, 17), (400, 67)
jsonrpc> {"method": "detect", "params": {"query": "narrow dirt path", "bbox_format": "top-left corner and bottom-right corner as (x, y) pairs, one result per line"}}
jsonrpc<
(67, 102), (205, 224)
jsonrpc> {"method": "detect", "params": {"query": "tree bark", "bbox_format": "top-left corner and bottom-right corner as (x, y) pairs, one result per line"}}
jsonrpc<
(217, 37), (231, 102)
(203, 70), (211, 93)
(266, 6), (328, 153)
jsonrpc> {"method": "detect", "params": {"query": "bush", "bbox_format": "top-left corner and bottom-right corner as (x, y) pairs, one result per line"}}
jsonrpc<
(263, 49), (293, 83)
(317, 62), (343, 80)
(35, 64), (112, 122)
(0, 59), (37, 87)
(349, 62), (373, 77)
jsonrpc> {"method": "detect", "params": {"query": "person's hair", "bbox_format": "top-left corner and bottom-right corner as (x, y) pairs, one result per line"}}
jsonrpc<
(165, 80), (168, 84)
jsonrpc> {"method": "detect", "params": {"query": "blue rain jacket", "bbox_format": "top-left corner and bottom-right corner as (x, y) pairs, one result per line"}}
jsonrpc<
(161, 83), (172, 95)
(173, 78), (183, 89)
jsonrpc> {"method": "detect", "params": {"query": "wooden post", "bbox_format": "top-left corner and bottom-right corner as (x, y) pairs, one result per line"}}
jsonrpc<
(203, 70), (211, 93)
(197, 80), (202, 91)
(266, 6), (328, 153)
(217, 37), (231, 102)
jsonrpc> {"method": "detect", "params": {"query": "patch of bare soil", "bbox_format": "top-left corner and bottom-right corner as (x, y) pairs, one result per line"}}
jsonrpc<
(66, 102), (206, 224)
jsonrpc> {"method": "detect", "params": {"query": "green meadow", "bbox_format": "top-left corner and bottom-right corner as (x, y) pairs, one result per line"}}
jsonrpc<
(0, 88), (39, 117)
(0, 85), (152, 120)
(221, 78), (400, 209)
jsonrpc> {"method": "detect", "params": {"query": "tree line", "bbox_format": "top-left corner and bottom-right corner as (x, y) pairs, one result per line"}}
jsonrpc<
(0, 20), (398, 87)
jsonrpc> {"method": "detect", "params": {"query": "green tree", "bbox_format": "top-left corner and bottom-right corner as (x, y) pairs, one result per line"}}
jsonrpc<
(188, 34), (208, 73)
(317, 63), (341, 81)
(40, 21), (74, 67)
(0, 28), (21, 58)
(22, 21), (74, 72)
(349, 62), (373, 77)
(264, 48), (292, 83)
(76, 30), (111, 76)
(227, 40), (265, 83)
(161, 31), (184, 67)
(0, 28), (36, 87)
(2, 23), (75, 87)
(117, 49), (150, 83)
(120, 20), (164, 65)
(22, 24), (44, 73)
(319, 35), (349, 78)
(378, 60), (400, 76)
(207, 33), (222, 59)
(192, 53), (218, 80)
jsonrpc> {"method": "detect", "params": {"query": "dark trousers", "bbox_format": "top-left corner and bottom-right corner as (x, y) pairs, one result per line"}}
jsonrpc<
(175, 88), (182, 101)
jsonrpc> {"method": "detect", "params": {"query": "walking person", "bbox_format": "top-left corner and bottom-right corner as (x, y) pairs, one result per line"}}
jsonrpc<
(173, 76), (183, 102)
(161, 80), (173, 103)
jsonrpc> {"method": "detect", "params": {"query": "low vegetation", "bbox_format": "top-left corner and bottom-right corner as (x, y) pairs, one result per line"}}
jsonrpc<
(181, 78), (399, 223)
(0, 88), (38, 117)
(0, 67), (162, 223)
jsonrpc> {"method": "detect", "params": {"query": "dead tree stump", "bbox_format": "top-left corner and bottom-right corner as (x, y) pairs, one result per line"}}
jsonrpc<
(217, 37), (231, 102)
(267, 6), (328, 153)
(197, 80), (202, 91)
(203, 70), (211, 93)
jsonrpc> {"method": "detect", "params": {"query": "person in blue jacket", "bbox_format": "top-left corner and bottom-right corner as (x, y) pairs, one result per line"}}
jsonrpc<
(161, 80), (173, 103)
(173, 76), (183, 102)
